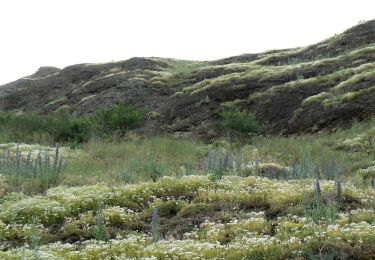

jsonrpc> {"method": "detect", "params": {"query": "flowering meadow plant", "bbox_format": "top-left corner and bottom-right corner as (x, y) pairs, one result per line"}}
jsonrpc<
(0, 175), (374, 259)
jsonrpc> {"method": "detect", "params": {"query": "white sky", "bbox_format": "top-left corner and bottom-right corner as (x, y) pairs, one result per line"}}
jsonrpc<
(0, 0), (374, 85)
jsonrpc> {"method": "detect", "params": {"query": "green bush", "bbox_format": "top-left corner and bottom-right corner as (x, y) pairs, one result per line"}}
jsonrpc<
(95, 104), (144, 135)
(0, 112), (93, 145)
(0, 104), (144, 145)
(220, 108), (260, 134)
(51, 113), (93, 144)
(0, 112), (53, 143)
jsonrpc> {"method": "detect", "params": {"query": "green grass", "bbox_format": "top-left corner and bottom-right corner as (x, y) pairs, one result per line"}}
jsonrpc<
(0, 136), (204, 193)
(254, 117), (375, 182)
(166, 60), (204, 79)
(0, 144), (65, 194)
(62, 136), (203, 185)
(0, 112), (375, 259)
(1, 21), (375, 258)
(1, 115), (375, 194)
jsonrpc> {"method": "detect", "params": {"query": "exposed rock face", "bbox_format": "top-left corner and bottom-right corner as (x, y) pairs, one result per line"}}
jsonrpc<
(1, 20), (375, 137)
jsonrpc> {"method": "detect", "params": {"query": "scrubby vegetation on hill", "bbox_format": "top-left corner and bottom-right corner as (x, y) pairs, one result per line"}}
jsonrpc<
(0, 104), (144, 145)
(1, 20), (375, 138)
(1, 19), (375, 259)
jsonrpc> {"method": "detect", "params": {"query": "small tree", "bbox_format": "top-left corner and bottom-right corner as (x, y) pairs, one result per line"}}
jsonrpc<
(96, 104), (144, 135)
(220, 108), (260, 144)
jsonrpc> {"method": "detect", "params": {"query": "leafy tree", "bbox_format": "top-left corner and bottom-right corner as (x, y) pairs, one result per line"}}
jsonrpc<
(220, 107), (260, 144)
(96, 104), (144, 135)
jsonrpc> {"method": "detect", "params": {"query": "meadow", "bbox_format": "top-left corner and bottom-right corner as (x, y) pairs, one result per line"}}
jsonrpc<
(0, 109), (375, 259)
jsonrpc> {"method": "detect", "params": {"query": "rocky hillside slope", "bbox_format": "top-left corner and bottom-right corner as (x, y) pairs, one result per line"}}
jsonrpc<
(1, 19), (375, 137)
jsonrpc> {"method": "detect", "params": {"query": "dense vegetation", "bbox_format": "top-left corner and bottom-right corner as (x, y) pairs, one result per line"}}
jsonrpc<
(0, 19), (375, 259)
(0, 104), (144, 145)
(0, 109), (374, 258)
(0, 176), (374, 259)
(1, 20), (375, 138)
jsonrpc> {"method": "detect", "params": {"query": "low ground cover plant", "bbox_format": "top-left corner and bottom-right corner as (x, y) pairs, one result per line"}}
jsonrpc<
(0, 113), (374, 259)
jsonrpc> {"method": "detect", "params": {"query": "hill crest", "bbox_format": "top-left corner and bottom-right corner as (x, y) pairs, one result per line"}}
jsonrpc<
(1, 19), (375, 137)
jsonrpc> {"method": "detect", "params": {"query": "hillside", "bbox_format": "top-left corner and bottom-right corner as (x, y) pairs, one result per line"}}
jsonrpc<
(1, 20), (375, 137)
(1, 19), (375, 260)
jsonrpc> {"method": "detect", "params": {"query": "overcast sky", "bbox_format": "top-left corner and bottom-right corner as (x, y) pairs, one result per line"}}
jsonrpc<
(0, 0), (374, 85)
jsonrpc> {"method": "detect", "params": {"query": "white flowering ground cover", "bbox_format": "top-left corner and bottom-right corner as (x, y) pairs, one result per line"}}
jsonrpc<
(0, 175), (374, 259)
(0, 143), (83, 160)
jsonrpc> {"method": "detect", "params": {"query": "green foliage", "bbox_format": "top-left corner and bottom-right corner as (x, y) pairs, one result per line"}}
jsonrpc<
(0, 144), (66, 194)
(220, 108), (260, 134)
(149, 200), (185, 218)
(0, 112), (93, 145)
(0, 104), (144, 145)
(253, 118), (375, 182)
(29, 217), (40, 251)
(94, 206), (109, 242)
(305, 196), (338, 223)
(304, 179), (339, 223)
(170, 60), (199, 79)
(51, 113), (93, 144)
(303, 248), (347, 260)
(1, 25), (375, 258)
(128, 151), (168, 183)
(151, 208), (161, 242)
(0, 175), (374, 259)
(95, 104), (144, 135)
(177, 202), (219, 218)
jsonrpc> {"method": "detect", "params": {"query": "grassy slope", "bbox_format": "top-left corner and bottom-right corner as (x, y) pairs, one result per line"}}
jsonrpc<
(0, 118), (375, 258)
(1, 20), (375, 259)
(1, 20), (375, 137)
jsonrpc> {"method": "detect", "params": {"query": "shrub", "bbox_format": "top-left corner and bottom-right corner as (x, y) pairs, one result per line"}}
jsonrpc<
(95, 104), (144, 135)
(0, 112), (93, 145)
(0, 104), (144, 145)
(51, 113), (93, 144)
(0, 112), (53, 144)
(177, 203), (219, 218)
(94, 206), (109, 242)
(258, 162), (289, 179)
(220, 108), (260, 135)
(149, 200), (186, 218)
